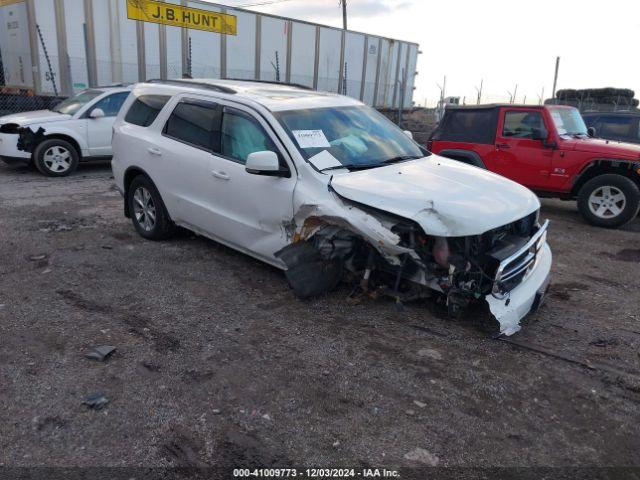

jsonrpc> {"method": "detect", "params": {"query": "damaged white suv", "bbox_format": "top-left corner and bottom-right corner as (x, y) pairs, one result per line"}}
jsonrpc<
(112, 79), (552, 335)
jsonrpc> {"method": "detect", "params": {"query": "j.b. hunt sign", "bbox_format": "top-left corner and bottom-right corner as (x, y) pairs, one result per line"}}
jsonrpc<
(126, 0), (237, 35)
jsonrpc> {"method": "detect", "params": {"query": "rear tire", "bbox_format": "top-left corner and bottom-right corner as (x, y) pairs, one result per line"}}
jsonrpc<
(577, 174), (640, 228)
(34, 138), (79, 177)
(127, 175), (175, 240)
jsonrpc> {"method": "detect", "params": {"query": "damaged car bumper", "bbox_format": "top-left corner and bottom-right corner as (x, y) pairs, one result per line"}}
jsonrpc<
(0, 133), (31, 163)
(486, 220), (552, 336)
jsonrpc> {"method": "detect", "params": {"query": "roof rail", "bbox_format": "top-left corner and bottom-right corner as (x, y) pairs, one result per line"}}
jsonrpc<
(146, 79), (237, 94)
(222, 78), (314, 91)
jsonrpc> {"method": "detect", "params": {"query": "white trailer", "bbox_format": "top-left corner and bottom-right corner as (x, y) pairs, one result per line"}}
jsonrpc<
(0, 0), (420, 108)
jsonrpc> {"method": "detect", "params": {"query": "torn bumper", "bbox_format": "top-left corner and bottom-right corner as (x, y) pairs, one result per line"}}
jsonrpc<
(486, 242), (552, 336)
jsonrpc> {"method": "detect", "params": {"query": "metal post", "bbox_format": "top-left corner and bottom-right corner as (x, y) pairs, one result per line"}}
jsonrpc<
(552, 56), (560, 98)
(312, 26), (320, 90)
(285, 20), (292, 83)
(338, 30), (345, 94)
(136, 21), (146, 81)
(54, 0), (72, 95)
(180, 0), (189, 77)
(109, 0), (123, 83)
(158, 1), (167, 80)
(391, 43), (401, 109)
(254, 15), (261, 80)
(372, 38), (382, 107)
(359, 36), (368, 101)
(220, 8), (227, 78)
(83, 0), (97, 87)
(25, 0), (41, 94)
(340, 0), (347, 30)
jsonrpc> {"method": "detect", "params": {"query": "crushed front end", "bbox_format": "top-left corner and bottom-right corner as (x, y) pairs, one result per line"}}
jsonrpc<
(277, 198), (551, 336)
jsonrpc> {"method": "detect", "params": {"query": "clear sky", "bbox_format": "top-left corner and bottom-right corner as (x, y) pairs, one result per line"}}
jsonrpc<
(218, 0), (640, 107)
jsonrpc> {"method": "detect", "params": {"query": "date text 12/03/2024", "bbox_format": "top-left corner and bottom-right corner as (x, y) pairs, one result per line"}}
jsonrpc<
(233, 469), (400, 478)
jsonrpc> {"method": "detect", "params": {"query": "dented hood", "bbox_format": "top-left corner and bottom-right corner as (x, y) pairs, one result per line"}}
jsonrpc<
(330, 155), (540, 237)
(0, 110), (71, 126)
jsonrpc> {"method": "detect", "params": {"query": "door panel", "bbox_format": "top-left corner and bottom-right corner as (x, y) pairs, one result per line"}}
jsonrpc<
(86, 92), (130, 156)
(206, 106), (296, 261)
(490, 109), (552, 189)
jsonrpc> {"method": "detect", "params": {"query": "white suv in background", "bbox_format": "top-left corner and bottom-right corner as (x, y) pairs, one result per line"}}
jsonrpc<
(0, 86), (131, 176)
(112, 79), (552, 336)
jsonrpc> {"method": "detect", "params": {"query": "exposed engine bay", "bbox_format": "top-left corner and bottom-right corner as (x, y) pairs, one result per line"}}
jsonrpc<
(276, 194), (548, 336)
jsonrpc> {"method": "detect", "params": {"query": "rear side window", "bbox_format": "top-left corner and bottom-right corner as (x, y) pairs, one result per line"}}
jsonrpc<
(433, 108), (498, 144)
(164, 101), (221, 151)
(124, 95), (171, 127)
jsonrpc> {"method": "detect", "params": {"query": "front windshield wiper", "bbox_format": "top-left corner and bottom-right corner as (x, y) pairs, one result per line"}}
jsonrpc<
(381, 155), (422, 164)
(320, 155), (422, 173)
(320, 163), (382, 172)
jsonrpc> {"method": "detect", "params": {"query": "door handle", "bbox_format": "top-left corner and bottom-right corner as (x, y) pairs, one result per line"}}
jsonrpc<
(147, 147), (162, 156)
(496, 143), (511, 149)
(211, 170), (230, 180)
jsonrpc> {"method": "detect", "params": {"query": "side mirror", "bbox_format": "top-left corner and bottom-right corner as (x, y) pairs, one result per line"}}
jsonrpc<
(246, 151), (286, 177)
(89, 108), (105, 119)
(587, 126), (596, 138)
(403, 130), (414, 140)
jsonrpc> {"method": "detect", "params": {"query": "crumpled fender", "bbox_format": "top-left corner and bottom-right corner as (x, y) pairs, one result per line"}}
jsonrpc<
(287, 193), (420, 266)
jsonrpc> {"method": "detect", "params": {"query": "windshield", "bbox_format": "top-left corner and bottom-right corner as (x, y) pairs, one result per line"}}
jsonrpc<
(549, 107), (588, 136)
(52, 90), (104, 115)
(275, 105), (425, 170)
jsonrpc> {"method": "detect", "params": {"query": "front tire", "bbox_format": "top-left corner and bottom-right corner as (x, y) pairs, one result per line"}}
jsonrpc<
(127, 175), (175, 240)
(577, 174), (640, 228)
(34, 139), (79, 177)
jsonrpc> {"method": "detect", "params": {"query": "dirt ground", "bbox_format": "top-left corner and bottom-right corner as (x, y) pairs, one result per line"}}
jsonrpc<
(0, 161), (639, 476)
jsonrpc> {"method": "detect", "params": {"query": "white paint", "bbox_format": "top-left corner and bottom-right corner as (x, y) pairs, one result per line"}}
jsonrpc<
(330, 155), (540, 237)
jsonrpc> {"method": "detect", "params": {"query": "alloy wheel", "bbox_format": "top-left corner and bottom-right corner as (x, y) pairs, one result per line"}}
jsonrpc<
(133, 187), (157, 232)
(43, 146), (72, 173)
(588, 186), (626, 219)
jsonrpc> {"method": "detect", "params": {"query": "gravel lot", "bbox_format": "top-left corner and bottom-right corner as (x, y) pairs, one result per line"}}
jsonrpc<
(0, 161), (639, 475)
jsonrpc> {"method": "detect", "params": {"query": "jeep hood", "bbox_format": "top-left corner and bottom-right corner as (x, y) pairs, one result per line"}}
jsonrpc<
(0, 110), (71, 126)
(565, 137), (640, 159)
(330, 155), (540, 237)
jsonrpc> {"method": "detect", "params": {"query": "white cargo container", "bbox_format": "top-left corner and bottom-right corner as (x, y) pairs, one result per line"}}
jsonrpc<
(0, 0), (419, 108)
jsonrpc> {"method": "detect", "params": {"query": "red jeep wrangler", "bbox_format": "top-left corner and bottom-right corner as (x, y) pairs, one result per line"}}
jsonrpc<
(428, 104), (640, 228)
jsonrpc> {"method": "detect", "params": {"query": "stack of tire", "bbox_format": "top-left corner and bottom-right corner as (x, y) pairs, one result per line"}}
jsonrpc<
(549, 88), (639, 111)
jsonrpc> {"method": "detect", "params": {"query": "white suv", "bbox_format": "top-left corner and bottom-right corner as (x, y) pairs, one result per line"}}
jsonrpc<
(112, 79), (552, 335)
(0, 86), (131, 176)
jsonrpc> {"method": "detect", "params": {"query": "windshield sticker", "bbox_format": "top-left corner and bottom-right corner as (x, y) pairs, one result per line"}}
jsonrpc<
(308, 150), (344, 171)
(292, 130), (331, 149)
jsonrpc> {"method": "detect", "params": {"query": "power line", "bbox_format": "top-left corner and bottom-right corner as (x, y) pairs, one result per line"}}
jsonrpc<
(236, 0), (296, 7)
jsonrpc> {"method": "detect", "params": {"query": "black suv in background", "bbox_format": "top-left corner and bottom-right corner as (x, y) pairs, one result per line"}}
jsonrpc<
(582, 111), (640, 145)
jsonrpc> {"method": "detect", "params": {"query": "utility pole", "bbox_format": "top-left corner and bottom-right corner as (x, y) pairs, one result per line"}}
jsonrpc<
(507, 84), (518, 104)
(538, 87), (545, 105)
(552, 56), (560, 98)
(475, 79), (483, 105)
(339, 0), (347, 30)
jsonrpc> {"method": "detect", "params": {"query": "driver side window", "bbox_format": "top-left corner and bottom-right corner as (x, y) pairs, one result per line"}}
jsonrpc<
(90, 92), (130, 117)
(220, 108), (278, 165)
(503, 111), (546, 139)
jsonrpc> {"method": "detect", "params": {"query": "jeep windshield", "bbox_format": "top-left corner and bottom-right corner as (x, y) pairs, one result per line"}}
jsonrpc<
(549, 107), (588, 137)
(275, 105), (426, 171)
(52, 90), (104, 115)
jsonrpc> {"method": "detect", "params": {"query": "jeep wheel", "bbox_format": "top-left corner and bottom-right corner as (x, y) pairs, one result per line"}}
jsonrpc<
(577, 174), (640, 228)
(127, 175), (175, 240)
(34, 139), (80, 177)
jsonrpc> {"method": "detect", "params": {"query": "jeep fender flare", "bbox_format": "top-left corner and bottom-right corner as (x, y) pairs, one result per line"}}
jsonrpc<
(571, 158), (640, 194)
(437, 149), (487, 169)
